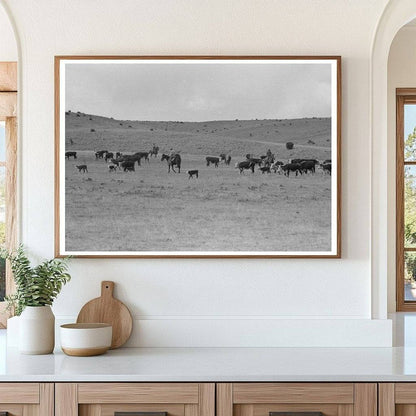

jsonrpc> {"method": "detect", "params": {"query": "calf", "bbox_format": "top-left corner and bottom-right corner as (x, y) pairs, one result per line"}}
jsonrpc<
(187, 170), (199, 179)
(76, 164), (88, 173)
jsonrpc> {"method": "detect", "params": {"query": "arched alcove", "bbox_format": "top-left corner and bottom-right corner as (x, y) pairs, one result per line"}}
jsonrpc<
(371, 0), (416, 319)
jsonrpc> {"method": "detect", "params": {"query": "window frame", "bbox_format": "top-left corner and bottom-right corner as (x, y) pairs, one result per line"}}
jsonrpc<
(0, 62), (17, 328)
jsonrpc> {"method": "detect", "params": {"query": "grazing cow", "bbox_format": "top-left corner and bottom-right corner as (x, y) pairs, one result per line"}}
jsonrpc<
(280, 163), (302, 177)
(104, 152), (114, 162)
(134, 152), (150, 163)
(121, 161), (135, 172)
(108, 164), (118, 172)
(65, 151), (77, 160)
(76, 164), (88, 173)
(161, 153), (181, 173)
(259, 166), (271, 174)
(188, 170), (199, 179)
(206, 156), (220, 167)
(300, 160), (316, 174)
(321, 163), (332, 175)
(235, 161), (255, 174)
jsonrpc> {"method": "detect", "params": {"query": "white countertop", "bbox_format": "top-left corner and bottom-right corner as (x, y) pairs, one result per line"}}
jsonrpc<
(1, 328), (416, 382)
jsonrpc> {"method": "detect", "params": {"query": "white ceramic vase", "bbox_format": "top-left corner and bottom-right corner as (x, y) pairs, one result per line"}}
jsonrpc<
(19, 306), (55, 354)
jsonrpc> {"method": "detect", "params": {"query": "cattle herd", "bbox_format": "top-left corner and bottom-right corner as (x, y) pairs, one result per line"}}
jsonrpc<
(65, 144), (332, 179)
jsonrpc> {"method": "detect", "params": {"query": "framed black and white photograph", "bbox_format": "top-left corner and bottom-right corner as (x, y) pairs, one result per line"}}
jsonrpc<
(55, 56), (341, 258)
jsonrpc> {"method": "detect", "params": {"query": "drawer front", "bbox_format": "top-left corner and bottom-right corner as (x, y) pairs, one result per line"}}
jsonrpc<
(379, 383), (416, 416)
(0, 383), (53, 416)
(217, 383), (376, 416)
(56, 383), (215, 416)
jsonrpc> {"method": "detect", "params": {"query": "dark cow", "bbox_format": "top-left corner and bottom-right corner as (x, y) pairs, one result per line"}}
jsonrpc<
(323, 159), (331, 164)
(280, 163), (302, 177)
(206, 156), (220, 167)
(134, 152), (150, 163)
(76, 164), (87, 173)
(300, 160), (316, 174)
(121, 161), (135, 172)
(121, 154), (141, 166)
(161, 153), (181, 173)
(225, 155), (232, 165)
(65, 151), (77, 160)
(104, 152), (114, 162)
(291, 158), (318, 165)
(188, 170), (199, 179)
(115, 152), (122, 158)
(235, 161), (255, 174)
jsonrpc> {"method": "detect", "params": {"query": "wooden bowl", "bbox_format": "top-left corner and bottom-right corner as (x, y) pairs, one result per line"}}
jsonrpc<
(60, 323), (112, 356)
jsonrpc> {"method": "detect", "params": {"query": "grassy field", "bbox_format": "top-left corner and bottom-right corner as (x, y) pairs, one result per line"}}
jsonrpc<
(64, 112), (333, 252)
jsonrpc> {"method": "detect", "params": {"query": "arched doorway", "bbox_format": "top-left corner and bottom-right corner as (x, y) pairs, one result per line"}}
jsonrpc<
(371, 0), (416, 319)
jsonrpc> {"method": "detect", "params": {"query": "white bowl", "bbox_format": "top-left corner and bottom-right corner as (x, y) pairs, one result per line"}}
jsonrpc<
(60, 323), (112, 356)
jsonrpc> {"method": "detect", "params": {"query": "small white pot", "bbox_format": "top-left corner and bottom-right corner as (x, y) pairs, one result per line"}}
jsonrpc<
(19, 306), (55, 355)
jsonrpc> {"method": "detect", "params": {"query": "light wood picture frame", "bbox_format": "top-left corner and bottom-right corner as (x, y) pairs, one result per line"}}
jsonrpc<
(55, 56), (341, 258)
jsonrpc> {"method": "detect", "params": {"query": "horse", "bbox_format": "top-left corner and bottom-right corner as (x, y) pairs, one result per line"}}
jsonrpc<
(161, 153), (181, 173)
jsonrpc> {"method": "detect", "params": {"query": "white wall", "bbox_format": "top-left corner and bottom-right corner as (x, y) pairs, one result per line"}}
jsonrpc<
(0, 0), (393, 346)
(387, 25), (416, 312)
(0, 4), (17, 61)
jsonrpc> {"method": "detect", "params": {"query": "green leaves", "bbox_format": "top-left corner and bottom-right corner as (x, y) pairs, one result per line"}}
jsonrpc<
(0, 245), (71, 315)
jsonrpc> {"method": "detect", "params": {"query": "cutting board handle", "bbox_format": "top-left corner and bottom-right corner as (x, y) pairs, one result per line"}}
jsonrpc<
(101, 281), (115, 298)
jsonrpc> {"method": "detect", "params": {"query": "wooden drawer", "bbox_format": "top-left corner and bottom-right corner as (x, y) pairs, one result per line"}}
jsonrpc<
(0, 383), (53, 416)
(56, 383), (215, 416)
(379, 383), (416, 416)
(217, 383), (376, 416)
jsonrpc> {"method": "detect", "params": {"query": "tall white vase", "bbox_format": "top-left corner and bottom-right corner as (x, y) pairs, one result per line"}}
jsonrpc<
(19, 306), (55, 354)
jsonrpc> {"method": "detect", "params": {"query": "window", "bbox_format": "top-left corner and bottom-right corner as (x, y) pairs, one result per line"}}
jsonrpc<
(397, 89), (416, 310)
(0, 121), (5, 301)
(0, 62), (17, 327)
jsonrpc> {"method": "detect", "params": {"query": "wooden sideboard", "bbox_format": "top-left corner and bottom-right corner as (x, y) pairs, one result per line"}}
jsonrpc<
(0, 382), (413, 416)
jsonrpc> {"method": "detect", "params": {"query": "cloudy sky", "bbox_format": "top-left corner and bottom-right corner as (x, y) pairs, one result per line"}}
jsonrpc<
(65, 60), (332, 122)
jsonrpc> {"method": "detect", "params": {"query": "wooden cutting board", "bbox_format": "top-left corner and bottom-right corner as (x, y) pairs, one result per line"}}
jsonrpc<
(76, 281), (133, 349)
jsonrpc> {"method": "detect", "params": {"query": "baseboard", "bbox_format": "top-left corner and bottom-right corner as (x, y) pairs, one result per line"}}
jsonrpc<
(55, 317), (392, 347)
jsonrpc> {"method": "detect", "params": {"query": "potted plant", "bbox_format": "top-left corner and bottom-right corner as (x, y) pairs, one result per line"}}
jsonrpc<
(1, 245), (71, 354)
